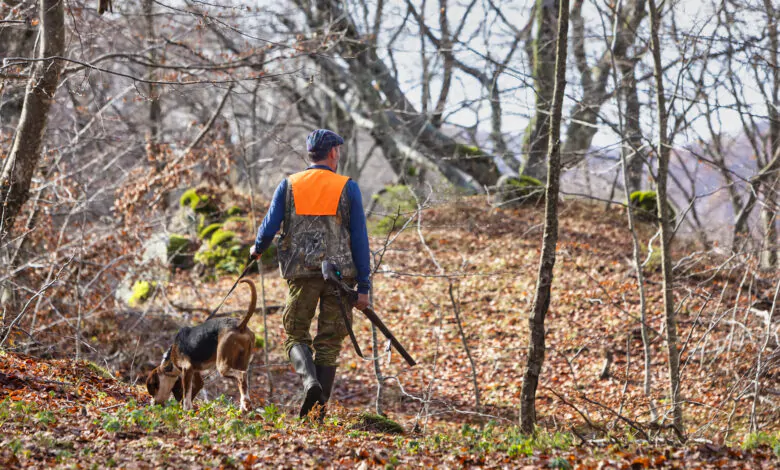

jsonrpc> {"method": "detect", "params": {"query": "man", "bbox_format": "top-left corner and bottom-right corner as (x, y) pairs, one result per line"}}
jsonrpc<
(250, 129), (370, 419)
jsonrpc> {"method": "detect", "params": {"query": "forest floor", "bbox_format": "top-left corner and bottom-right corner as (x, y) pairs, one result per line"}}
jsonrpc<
(2, 196), (780, 468)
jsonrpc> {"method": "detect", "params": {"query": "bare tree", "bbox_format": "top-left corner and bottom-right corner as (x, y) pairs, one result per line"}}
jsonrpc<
(520, 0), (569, 434)
(648, 0), (684, 436)
(0, 0), (65, 239)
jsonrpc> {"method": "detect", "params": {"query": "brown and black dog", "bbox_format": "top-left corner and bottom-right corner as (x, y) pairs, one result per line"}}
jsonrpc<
(147, 279), (256, 412)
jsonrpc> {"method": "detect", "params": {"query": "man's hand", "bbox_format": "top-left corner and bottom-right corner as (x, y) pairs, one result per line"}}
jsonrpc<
(249, 245), (261, 260)
(355, 293), (369, 311)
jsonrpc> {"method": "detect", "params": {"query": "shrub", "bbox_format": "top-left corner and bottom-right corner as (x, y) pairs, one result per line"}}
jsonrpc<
(629, 190), (676, 223)
(129, 281), (156, 307)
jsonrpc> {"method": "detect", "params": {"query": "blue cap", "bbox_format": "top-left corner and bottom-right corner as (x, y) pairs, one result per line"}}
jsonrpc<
(306, 129), (344, 159)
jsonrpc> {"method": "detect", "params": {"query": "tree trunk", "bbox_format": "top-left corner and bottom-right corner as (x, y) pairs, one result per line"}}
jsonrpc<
(309, 1), (501, 188)
(0, 0), (65, 239)
(519, 0), (569, 434)
(522, 0), (560, 182)
(648, 0), (684, 436)
(622, 62), (645, 194)
(143, 0), (162, 148)
(760, 0), (779, 270)
(559, 0), (646, 171)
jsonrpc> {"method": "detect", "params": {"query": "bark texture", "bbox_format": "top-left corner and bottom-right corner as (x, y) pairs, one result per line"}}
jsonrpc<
(0, 0), (65, 239)
(648, 0), (684, 436)
(519, 0), (569, 434)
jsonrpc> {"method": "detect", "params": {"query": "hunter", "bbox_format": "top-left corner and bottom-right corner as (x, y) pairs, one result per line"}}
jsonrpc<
(250, 129), (371, 418)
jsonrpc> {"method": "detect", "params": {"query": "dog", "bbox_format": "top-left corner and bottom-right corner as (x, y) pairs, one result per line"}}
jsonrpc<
(147, 279), (256, 412)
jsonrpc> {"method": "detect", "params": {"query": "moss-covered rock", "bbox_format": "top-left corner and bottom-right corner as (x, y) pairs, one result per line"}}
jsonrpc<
(629, 191), (676, 223)
(209, 229), (236, 248)
(226, 206), (243, 216)
(198, 223), (223, 240)
(179, 188), (220, 215)
(455, 144), (486, 157)
(351, 412), (404, 434)
(166, 234), (194, 269)
(493, 174), (545, 207)
(370, 185), (416, 235)
(128, 280), (156, 307)
(179, 189), (201, 210)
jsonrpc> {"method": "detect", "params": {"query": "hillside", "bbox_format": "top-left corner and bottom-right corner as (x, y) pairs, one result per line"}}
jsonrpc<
(2, 196), (780, 468)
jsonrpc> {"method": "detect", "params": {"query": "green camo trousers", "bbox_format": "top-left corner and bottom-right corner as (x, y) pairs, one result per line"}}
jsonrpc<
(282, 277), (355, 367)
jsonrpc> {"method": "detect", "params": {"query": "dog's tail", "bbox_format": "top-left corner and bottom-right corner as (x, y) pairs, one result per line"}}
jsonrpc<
(237, 279), (257, 330)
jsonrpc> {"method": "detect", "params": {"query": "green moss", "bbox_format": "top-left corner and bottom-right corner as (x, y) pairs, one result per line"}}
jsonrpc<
(179, 188), (219, 214)
(456, 144), (486, 157)
(629, 190), (676, 222)
(179, 189), (200, 210)
(508, 175), (543, 188)
(209, 229), (236, 248)
(226, 206), (243, 216)
(129, 280), (156, 307)
(198, 223), (223, 240)
(194, 242), (247, 275)
(254, 333), (265, 349)
(371, 185), (416, 236)
(351, 412), (404, 434)
(496, 175), (544, 206)
(167, 234), (190, 257)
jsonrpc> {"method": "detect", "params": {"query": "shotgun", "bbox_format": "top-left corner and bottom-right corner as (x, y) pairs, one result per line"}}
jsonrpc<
(322, 261), (417, 367)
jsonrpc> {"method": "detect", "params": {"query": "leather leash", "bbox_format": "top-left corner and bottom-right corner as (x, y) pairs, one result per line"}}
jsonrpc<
(204, 258), (256, 321)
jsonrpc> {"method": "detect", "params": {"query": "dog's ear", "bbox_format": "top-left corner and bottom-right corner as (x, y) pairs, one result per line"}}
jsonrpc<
(191, 372), (204, 399)
(171, 373), (203, 402)
(146, 369), (160, 398)
(171, 376), (184, 402)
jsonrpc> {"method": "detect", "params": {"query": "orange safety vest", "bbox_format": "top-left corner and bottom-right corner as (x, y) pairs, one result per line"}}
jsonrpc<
(287, 169), (350, 216)
(277, 168), (356, 279)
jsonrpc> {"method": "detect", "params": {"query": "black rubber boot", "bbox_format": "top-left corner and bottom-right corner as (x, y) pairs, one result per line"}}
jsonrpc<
(289, 344), (322, 418)
(315, 365), (337, 421)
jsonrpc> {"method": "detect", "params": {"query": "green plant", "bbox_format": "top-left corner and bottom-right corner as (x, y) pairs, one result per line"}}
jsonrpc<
(261, 403), (281, 423)
(226, 206), (243, 216)
(742, 431), (780, 452)
(35, 410), (56, 426)
(129, 280), (156, 307)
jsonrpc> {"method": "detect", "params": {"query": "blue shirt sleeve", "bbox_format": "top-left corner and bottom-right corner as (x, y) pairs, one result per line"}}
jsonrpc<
(347, 180), (371, 294)
(254, 179), (287, 254)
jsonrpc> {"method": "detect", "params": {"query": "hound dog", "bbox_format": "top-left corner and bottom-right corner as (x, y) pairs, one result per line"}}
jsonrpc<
(147, 279), (256, 412)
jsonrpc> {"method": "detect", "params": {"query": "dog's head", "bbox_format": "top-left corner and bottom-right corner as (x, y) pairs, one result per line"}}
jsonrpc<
(146, 347), (182, 405)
